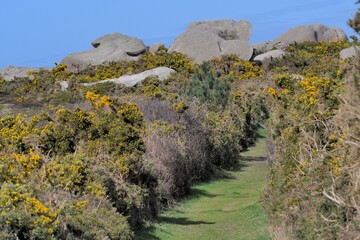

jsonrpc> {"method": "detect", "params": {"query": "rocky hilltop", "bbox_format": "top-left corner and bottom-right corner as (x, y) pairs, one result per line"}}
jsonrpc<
(61, 33), (147, 72)
(253, 24), (348, 53)
(169, 19), (253, 63)
(0, 20), (352, 79)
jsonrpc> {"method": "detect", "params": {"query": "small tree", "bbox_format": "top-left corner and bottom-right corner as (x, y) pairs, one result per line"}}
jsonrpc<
(185, 62), (231, 110)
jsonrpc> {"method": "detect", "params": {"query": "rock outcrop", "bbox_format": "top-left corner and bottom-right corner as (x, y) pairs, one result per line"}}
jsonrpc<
(275, 24), (347, 43)
(253, 24), (348, 54)
(83, 67), (176, 87)
(169, 19), (253, 63)
(149, 43), (165, 54)
(340, 46), (359, 60)
(61, 33), (147, 72)
(253, 41), (287, 53)
(254, 49), (285, 63)
(0, 65), (47, 81)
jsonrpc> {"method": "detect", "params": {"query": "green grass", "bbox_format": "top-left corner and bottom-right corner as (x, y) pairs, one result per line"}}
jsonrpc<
(136, 137), (270, 240)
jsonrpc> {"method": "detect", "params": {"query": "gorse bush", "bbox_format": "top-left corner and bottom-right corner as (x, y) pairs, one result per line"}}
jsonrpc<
(0, 76), (5, 93)
(0, 93), (150, 239)
(82, 47), (194, 81)
(2, 47), (194, 106)
(263, 8), (360, 237)
(0, 83), (267, 239)
(267, 41), (351, 78)
(209, 54), (264, 80)
(204, 81), (268, 167)
(138, 50), (195, 74)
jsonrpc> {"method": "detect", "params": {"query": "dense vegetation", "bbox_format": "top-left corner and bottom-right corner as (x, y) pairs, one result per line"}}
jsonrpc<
(1, 6), (359, 238)
(0, 48), (267, 239)
(263, 23), (360, 240)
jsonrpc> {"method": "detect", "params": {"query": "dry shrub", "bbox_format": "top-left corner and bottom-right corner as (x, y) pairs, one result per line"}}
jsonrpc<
(263, 42), (360, 239)
(134, 98), (213, 202)
(326, 54), (360, 239)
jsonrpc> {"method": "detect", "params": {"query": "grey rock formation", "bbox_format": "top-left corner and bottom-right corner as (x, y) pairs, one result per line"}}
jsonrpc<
(83, 67), (176, 87)
(253, 24), (348, 56)
(275, 24), (348, 43)
(253, 41), (275, 53)
(340, 46), (359, 60)
(169, 19), (253, 63)
(0, 65), (47, 81)
(254, 50), (286, 63)
(253, 41), (287, 53)
(149, 43), (165, 54)
(219, 39), (253, 58)
(61, 33), (147, 72)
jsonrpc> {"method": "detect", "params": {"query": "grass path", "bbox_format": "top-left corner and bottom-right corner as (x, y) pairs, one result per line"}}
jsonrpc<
(136, 137), (270, 240)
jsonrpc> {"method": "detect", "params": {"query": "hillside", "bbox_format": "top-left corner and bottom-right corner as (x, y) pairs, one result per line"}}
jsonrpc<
(0, 14), (359, 240)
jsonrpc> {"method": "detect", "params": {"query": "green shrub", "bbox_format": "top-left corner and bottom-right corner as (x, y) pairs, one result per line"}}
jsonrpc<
(209, 54), (264, 80)
(64, 203), (133, 240)
(267, 41), (351, 78)
(0, 76), (5, 93)
(185, 62), (231, 110)
(138, 50), (195, 74)
(0, 93), (152, 239)
(263, 36), (360, 239)
(204, 84), (268, 167)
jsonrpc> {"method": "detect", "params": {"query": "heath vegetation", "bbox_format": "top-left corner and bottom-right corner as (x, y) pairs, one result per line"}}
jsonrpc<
(0, 4), (359, 238)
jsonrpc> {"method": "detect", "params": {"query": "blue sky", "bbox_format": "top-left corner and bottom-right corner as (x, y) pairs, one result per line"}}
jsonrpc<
(0, 0), (357, 68)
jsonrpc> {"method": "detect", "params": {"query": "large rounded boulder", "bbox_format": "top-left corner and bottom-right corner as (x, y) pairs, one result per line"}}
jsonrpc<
(340, 46), (359, 60)
(274, 24), (347, 43)
(61, 33), (147, 72)
(254, 49), (286, 63)
(253, 24), (348, 57)
(169, 19), (253, 63)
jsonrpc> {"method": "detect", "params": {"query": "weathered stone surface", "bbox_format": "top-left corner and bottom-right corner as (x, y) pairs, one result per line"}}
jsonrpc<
(253, 41), (287, 53)
(253, 41), (274, 53)
(169, 19), (253, 63)
(59, 81), (69, 91)
(253, 24), (348, 55)
(149, 43), (165, 54)
(340, 46), (359, 60)
(0, 65), (47, 81)
(83, 67), (176, 87)
(219, 40), (253, 60)
(61, 33), (147, 72)
(254, 50), (286, 63)
(275, 24), (348, 43)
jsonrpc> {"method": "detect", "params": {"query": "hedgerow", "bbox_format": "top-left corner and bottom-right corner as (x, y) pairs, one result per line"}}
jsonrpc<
(0, 93), (149, 239)
(263, 17), (360, 238)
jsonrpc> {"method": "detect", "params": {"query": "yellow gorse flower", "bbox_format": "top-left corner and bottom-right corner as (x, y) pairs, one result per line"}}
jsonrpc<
(85, 91), (112, 108)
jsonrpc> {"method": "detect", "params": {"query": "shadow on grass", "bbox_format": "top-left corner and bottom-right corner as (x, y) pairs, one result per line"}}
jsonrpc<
(226, 160), (249, 172)
(190, 188), (220, 198)
(135, 217), (215, 240)
(241, 156), (267, 161)
(135, 225), (162, 240)
(158, 216), (215, 225)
